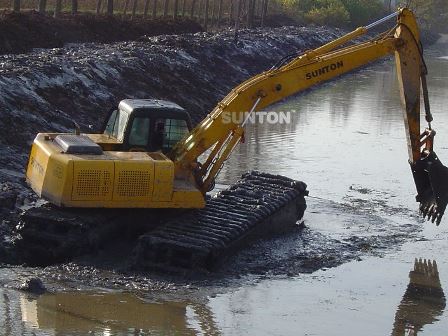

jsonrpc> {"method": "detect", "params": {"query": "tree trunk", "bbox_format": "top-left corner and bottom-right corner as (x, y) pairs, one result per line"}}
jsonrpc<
(261, 0), (267, 27)
(96, 0), (102, 14)
(131, 0), (138, 19)
(247, 0), (255, 27)
(190, 0), (196, 18)
(173, 0), (178, 18)
(234, 0), (242, 41)
(143, 0), (150, 16)
(198, 0), (203, 19)
(72, 0), (78, 14)
(211, 0), (216, 26)
(107, 0), (114, 15)
(163, 0), (169, 17)
(181, 0), (186, 16)
(13, 0), (20, 12)
(54, 0), (62, 17)
(203, 0), (209, 30)
(229, 0), (234, 23)
(123, 0), (129, 14)
(152, 0), (157, 18)
(217, 0), (222, 26)
(38, 0), (46, 13)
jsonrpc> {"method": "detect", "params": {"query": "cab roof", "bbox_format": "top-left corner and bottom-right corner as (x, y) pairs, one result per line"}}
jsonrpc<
(118, 99), (185, 114)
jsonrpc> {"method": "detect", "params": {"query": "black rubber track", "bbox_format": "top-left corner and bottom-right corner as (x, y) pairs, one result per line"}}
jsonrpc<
(133, 171), (308, 271)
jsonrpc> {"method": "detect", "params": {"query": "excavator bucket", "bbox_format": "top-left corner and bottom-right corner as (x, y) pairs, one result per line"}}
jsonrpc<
(411, 152), (448, 225)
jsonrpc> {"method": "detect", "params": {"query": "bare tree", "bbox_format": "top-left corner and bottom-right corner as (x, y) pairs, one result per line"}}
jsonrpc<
(163, 0), (169, 16)
(72, 0), (78, 14)
(246, 0), (255, 28)
(217, 0), (223, 26)
(143, 0), (150, 16)
(190, 0), (196, 18)
(107, 0), (114, 16)
(13, 0), (20, 12)
(123, 0), (130, 14)
(173, 0), (179, 18)
(234, 0), (242, 41)
(38, 0), (47, 13)
(261, 0), (268, 27)
(54, 0), (62, 17)
(204, 0), (209, 30)
(211, 0), (216, 25)
(181, 0), (186, 16)
(96, 0), (102, 14)
(229, 0), (234, 23)
(152, 0), (158, 18)
(198, 0), (203, 19)
(131, 0), (138, 19)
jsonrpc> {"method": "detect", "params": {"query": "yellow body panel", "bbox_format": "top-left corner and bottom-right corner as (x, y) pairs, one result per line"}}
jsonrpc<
(86, 133), (121, 151)
(26, 133), (205, 208)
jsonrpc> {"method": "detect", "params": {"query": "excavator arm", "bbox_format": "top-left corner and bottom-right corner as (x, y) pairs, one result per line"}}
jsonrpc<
(169, 8), (448, 224)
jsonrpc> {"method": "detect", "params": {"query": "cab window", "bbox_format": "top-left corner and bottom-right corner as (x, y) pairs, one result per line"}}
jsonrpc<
(163, 118), (189, 150)
(129, 117), (150, 147)
(104, 109), (129, 142)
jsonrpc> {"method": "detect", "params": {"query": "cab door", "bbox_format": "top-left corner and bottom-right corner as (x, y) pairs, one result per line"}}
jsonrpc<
(125, 116), (151, 151)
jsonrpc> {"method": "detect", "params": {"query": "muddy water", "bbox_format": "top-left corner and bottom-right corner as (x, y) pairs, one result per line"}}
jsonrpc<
(211, 43), (448, 335)
(1, 44), (448, 335)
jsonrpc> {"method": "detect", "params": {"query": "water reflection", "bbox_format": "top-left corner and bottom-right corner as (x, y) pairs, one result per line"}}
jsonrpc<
(17, 291), (220, 335)
(392, 259), (446, 336)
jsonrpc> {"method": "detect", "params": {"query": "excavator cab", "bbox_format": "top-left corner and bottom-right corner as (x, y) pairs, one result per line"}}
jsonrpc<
(101, 99), (192, 154)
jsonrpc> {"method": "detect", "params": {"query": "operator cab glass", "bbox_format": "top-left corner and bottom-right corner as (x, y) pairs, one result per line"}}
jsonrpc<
(128, 117), (150, 148)
(103, 108), (129, 142)
(104, 99), (192, 152)
(152, 118), (190, 153)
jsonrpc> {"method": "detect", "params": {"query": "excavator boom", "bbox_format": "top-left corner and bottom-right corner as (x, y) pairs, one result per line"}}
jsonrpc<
(169, 8), (448, 224)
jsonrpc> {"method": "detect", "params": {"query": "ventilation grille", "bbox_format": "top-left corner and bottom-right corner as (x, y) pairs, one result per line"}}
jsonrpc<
(75, 170), (111, 197)
(117, 170), (151, 197)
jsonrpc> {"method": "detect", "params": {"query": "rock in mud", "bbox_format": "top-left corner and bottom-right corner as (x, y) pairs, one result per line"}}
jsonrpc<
(0, 182), (17, 211)
(18, 277), (47, 295)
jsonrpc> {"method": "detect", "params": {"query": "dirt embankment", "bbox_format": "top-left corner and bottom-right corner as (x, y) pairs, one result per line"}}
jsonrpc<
(0, 11), (203, 54)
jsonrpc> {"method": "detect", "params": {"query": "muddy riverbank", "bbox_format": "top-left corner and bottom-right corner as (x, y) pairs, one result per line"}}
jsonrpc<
(0, 11), (203, 54)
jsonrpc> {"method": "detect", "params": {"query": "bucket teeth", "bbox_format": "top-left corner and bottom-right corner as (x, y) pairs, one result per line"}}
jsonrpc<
(420, 200), (441, 225)
(412, 151), (448, 226)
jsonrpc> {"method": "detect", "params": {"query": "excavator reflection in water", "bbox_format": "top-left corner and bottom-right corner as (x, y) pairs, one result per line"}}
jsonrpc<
(13, 259), (447, 335)
(392, 259), (446, 335)
(17, 291), (220, 335)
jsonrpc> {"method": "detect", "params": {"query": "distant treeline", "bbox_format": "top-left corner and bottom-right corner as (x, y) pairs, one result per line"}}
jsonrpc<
(3, 0), (446, 32)
(405, 0), (448, 33)
(3, 0), (273, 30)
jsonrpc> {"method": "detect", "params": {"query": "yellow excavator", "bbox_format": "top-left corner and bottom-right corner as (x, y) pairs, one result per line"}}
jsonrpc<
(21, 8), (448, 269)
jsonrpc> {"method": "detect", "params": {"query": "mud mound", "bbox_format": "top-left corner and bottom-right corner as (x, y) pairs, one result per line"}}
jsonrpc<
(0, 11), (203, 54)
